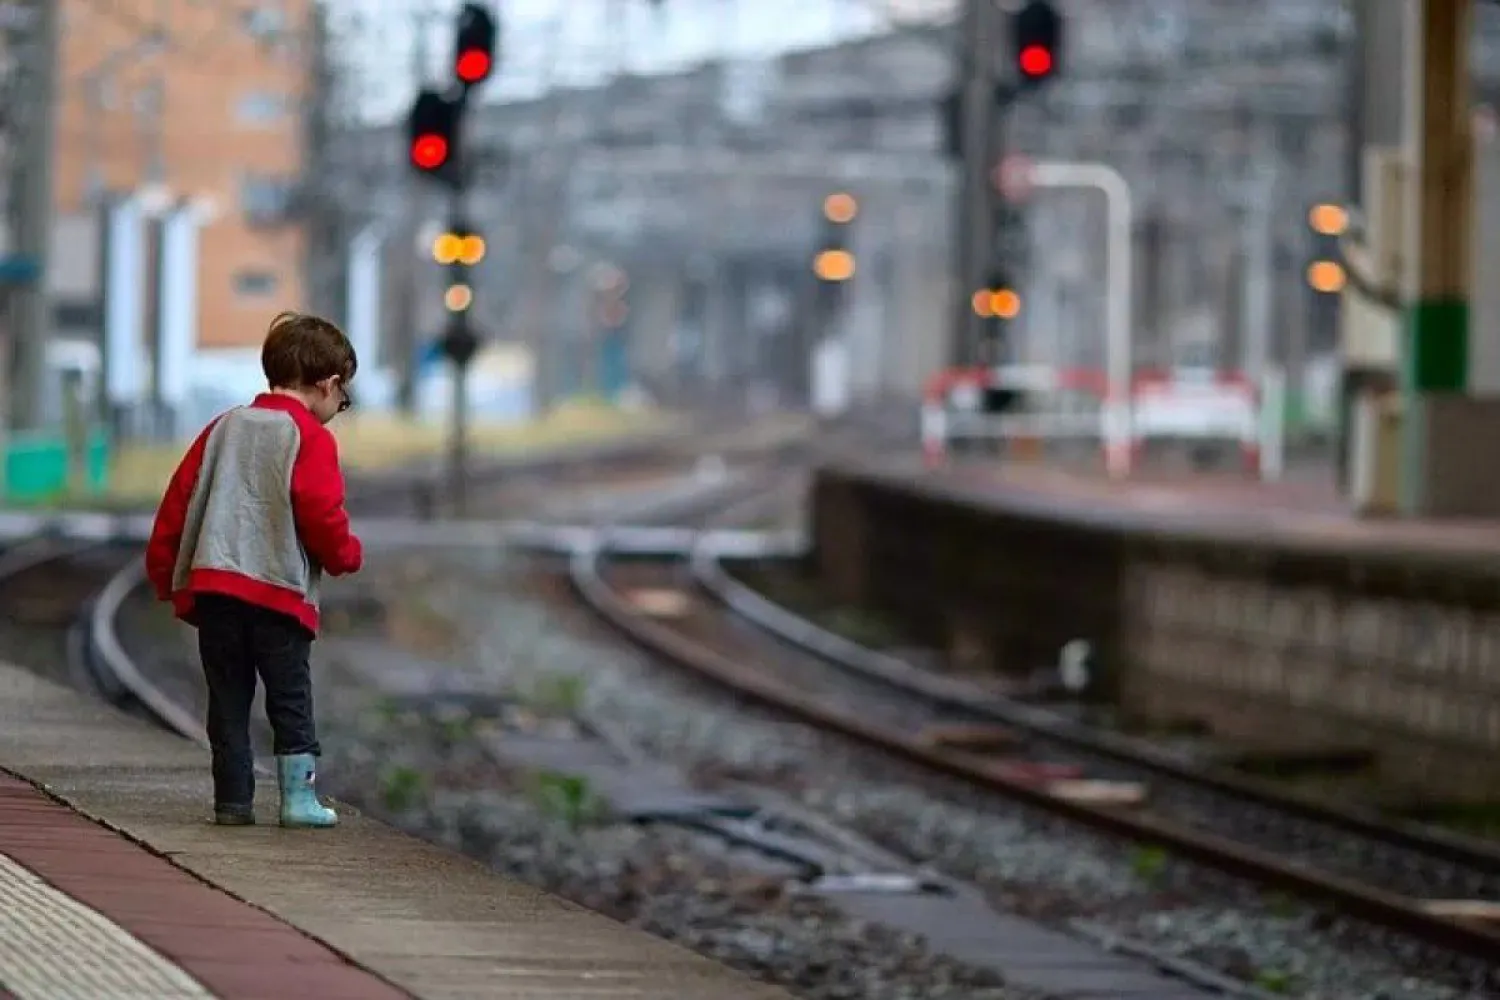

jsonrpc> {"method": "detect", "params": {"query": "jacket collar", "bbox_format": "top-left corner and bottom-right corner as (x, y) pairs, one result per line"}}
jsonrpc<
(252, 392), (316, 419)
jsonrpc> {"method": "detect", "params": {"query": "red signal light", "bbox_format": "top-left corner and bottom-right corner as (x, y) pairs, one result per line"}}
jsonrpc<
(411, 134), (449, 170)
(456, 49), (491, 83)
(1019, 44), (1053, 77)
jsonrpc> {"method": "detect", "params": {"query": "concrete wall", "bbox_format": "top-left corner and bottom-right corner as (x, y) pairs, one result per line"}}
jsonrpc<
(812, 463), (1500, 801)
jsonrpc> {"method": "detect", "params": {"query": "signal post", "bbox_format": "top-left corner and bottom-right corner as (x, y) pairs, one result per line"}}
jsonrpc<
(944, 0), (1060, 371)
(404, 2), (498, 517)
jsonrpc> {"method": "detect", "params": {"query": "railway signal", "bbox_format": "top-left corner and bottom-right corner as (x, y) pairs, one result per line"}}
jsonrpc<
(814, 192), (858, 283)
(400, 3), (503, 516)
(1305, 201), (1346, 346)
(1012, 0), (1061, 90)
(406, 89), (460, 182)
(453, 2), (498, 89)
(1305, 202), (1347, 295)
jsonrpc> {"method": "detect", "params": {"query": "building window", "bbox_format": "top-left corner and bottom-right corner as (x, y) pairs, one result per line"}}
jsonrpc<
(243, 5), (287, 41)
(235, 91), (289, 126)
(233, 269), (279, 298)
(239, 172), (297, 226)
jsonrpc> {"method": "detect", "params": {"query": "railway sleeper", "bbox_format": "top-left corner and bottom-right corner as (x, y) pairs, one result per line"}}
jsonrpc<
(624, 587), (693, 618)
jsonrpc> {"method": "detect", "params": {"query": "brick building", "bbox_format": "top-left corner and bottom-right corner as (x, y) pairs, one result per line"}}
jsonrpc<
(52, 0), (308, 351)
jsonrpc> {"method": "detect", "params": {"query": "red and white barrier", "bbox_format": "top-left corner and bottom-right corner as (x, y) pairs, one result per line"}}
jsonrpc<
(919, 364), (1285, 479)
(1129, 370), (1261, 475)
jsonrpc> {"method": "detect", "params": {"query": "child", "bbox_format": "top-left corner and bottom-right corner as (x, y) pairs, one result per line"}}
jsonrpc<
(145, 311), (364, 828)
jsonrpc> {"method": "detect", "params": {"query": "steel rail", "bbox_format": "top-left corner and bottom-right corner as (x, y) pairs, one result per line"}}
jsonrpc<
(572, 542), (1500, 964)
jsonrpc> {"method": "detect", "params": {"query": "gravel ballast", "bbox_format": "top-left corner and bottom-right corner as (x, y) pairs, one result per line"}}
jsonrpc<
(310, 548), (1495, 1000)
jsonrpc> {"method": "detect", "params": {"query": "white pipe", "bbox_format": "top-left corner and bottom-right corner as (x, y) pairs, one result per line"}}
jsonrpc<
(103, 196), (147, 408)
(155, 204), (202, 429)
(346, 222), (385, 371)
(1029, 161), (1134, 478)
(1242, 164), (1276, 383)
(1260, 365), (1286, 482)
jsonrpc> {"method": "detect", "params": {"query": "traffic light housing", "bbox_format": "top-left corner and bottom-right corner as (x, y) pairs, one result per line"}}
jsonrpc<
(1306, 202), (1347, 295)
(979, 271), (1022, 411)
(408, 4), (502, 368)
(1305, 202), (1346, 345)
(454, 2), (498, 89)
(440, 313), (479, 366)
(440, 256), (478, 364)
(813, 193), (857, 283)
(407, 88), (461, 184)
(1012, 0), (1061, 90)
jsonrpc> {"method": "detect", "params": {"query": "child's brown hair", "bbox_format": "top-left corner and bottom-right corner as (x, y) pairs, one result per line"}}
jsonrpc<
(260, 312), (358, 390)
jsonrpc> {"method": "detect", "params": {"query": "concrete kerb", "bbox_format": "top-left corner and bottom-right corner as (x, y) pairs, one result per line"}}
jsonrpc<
(824, 456), (1500, 579)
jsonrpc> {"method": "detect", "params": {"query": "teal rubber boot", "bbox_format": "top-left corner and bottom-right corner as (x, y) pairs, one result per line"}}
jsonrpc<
(276, 754), (338, 828)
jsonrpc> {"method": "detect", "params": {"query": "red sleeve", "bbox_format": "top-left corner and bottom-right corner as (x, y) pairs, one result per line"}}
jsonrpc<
(144, 419), (218, 600)
(290, 424), (363, 576)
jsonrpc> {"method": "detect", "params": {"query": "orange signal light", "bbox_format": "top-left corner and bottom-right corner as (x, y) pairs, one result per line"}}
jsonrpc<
(813, 249), (855, 282)
(823, 192), (858, 223)
(457, 235), (486, 265)
(433, 233), (461, 264)
(1308, 203), (1349, 236)
(444, 283), (474, 312)
(1307, 260), (1346, 293)
(991, 288), (1021, 319)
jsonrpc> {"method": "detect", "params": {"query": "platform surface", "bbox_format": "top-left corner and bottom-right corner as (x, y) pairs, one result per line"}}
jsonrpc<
(860, 455), (1500, 561)
(0, 662), (791, 1000)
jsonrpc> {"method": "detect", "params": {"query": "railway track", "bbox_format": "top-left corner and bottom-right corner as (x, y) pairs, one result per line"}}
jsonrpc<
(11, 422), (1500, 983)
(0, 419), (811, 717)
(11, 439), (1441, 998)
(29, 423), (1361, 995)
(570, 496), (1500, 981)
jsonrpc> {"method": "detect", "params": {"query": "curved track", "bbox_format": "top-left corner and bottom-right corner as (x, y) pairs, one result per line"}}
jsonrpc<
(0, 426), (812, 754)
(569, 500), (1500, 975)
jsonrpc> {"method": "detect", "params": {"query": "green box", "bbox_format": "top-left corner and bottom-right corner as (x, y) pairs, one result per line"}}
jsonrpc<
(2, 428), (111, 504)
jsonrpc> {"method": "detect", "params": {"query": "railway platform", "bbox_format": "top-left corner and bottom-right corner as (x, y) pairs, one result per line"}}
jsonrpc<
(0, 661), (791, 1000)
(812, 454), (1500, 803)
(898, 454), (1500, 557)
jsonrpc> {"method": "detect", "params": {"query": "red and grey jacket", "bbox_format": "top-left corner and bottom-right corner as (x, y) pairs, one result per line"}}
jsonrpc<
(145, 393), (363, 635)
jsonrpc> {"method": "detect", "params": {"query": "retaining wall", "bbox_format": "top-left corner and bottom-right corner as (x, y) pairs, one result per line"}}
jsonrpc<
(812, 462), (1500, 802)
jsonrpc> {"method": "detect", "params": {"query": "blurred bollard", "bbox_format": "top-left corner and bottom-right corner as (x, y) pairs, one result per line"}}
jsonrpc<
(62, 370), (87, 494)
(412, 481), (437, 521)
(1349, 390), (1402, 516)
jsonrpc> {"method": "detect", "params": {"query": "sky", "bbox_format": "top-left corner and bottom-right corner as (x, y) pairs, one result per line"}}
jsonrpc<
(329, 0), (956, 122)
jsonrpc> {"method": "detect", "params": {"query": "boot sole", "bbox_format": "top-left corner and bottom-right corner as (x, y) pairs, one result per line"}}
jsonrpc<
(279, 818), (338, 828)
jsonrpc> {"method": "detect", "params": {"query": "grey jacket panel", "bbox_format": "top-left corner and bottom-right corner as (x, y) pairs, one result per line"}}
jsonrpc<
(170, 406), (322, 607)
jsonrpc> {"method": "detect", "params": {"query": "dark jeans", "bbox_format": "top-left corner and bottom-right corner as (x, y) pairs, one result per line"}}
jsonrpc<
(195, 593), (319, 807)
